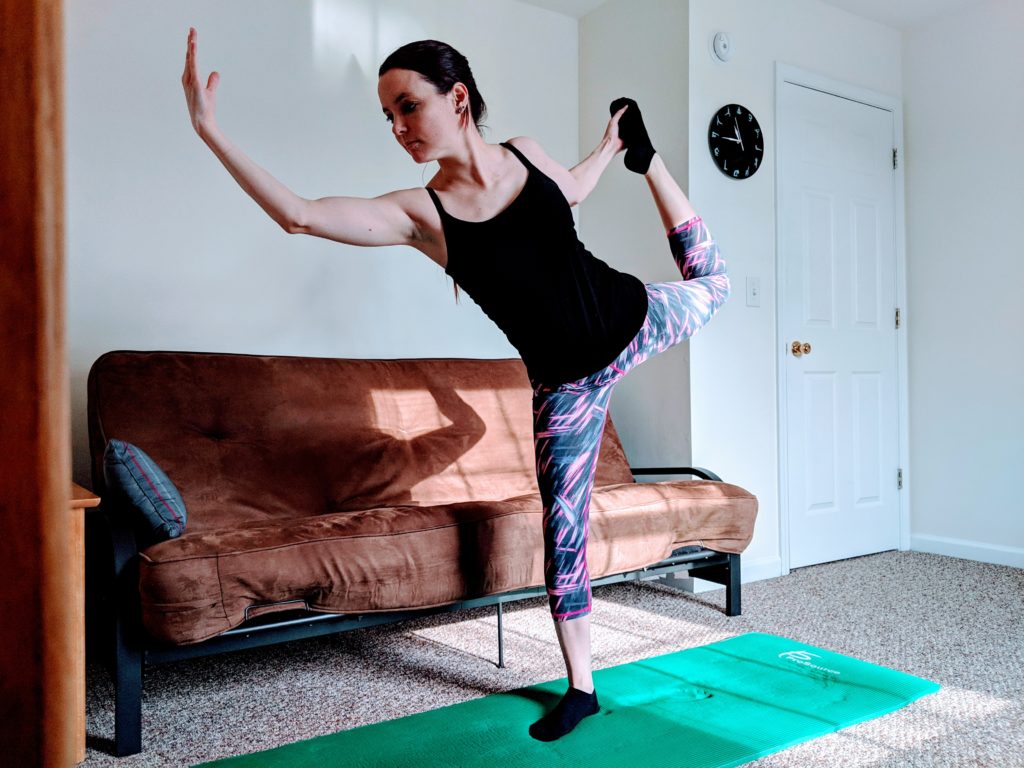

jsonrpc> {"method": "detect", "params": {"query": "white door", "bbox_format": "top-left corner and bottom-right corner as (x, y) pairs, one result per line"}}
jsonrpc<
(778, 80), (901, 569)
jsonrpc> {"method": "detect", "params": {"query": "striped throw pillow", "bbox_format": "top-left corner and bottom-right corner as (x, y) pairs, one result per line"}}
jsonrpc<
(103, 439), (187, 544)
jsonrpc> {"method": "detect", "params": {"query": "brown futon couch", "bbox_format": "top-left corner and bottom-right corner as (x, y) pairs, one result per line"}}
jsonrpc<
(86, 350), (758, 755)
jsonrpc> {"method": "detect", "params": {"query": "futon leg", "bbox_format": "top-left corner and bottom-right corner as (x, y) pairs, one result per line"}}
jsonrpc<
(496, 600), (505, 669)
(114, 611), (142, 755)
(108, 508), (144, 756)
(690, 553), (743, 617)
(724, 553), (742, 617)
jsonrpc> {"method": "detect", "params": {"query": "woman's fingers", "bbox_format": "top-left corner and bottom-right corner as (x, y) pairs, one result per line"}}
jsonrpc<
(190, 30), (199, 82)
(182, 26), (217, 132)
(183, 28), (199, 85)
(183, 28), (195, 84)
(605, 105), (628, 154)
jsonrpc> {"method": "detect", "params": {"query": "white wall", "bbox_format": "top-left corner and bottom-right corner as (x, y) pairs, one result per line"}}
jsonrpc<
(687, 0), (903, 581)
(65, 0), (579, 485)
(903, 0), (1024, 563)
(579, 0), (691, 468)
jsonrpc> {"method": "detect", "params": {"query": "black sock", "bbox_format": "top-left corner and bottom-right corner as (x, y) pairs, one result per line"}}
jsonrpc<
(610, 97), (656, 174)
(528, 685), (600, 742)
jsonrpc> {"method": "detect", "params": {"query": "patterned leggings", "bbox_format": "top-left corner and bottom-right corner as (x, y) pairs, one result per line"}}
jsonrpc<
(528, 215), (730, 621)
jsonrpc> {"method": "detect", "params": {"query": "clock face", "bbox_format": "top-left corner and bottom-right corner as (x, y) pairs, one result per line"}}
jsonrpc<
(708, 103), (763, 179)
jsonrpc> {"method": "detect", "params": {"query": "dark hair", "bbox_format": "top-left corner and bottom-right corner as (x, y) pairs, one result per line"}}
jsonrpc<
(378, 39), (488, 133)
(379, 40), (487, 303)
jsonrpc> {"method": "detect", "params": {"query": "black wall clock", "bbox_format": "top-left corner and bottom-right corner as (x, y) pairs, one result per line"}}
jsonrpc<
(708, 103), (763, 179)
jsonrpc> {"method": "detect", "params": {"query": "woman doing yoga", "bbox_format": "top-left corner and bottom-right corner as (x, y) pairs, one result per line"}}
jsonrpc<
(182, 28), (730, 742)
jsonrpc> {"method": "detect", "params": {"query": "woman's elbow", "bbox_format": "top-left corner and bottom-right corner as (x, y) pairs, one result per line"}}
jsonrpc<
(283, 218), (306, 235)
(282, 199), (310, 234)
(570, 177), (586, 208)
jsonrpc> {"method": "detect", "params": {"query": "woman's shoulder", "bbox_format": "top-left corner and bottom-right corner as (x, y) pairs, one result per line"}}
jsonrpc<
(503, 136), (579, 207)
(503, 136), (542, 164)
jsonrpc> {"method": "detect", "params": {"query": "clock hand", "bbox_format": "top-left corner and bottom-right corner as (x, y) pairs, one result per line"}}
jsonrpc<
(733, 118), (744, 152)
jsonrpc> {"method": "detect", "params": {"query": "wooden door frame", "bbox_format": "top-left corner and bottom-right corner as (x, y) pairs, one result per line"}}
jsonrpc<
(773, 62), (911, 576)
(0, 0), (76, 765)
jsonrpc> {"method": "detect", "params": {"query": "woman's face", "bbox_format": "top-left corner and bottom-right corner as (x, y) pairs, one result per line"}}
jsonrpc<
(378, 68), (463, 162)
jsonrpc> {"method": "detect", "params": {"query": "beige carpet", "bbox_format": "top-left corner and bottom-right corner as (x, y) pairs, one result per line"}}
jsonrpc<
(81, 551), (1024, 767)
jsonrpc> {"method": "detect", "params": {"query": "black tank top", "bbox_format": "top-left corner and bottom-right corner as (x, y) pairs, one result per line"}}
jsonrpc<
(426, 141), (649, 386)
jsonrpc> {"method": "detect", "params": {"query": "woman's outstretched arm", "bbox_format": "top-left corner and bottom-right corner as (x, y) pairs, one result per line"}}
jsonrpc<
(182, 27), (305, 232)
(568, 103), (628, 204)
(181, 27), (416, 247)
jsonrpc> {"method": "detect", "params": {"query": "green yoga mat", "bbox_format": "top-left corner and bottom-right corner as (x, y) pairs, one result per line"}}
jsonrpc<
(194, 632), (939, 768)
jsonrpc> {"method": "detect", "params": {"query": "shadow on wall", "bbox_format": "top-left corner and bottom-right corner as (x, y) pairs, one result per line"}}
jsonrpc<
(312, 0), (426, 82)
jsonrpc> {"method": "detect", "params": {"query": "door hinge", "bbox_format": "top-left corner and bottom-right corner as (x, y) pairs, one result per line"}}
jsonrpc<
(897, 468), (903, 490)
(895, 307), (901, 329)
(893, 147), (898, 169)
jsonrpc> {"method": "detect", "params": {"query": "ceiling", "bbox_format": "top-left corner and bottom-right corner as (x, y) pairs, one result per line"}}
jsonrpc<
(814, 0), (987, 31)
(515, 0), (609, 19)
(518, 0), (987, 30)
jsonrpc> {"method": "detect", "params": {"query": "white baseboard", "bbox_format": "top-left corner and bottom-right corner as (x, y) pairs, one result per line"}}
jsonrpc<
(651, 554), (783, 594)
(911, 534), (1024, 569)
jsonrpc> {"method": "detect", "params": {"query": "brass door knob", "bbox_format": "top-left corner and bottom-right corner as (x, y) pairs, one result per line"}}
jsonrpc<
(791, 341), (812, 357)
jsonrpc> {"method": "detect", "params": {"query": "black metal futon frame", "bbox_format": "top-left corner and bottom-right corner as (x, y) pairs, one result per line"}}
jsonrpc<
(93, 466), (742, 756)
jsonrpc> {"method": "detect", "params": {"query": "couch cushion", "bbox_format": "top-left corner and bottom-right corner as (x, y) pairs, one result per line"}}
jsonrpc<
(136, 479), (757, 645)
(88, 352), (637, 534)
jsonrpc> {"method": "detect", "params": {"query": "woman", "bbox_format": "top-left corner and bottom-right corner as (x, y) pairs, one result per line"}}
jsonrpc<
(182, 29), (730, 742)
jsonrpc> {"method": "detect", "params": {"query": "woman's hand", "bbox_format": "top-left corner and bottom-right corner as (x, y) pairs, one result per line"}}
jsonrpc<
(181, 27), (220, 136)
(603, 103), (628, 154)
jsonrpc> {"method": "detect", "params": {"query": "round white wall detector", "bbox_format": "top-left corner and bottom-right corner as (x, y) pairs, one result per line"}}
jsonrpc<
(711, 31), (733, 63)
